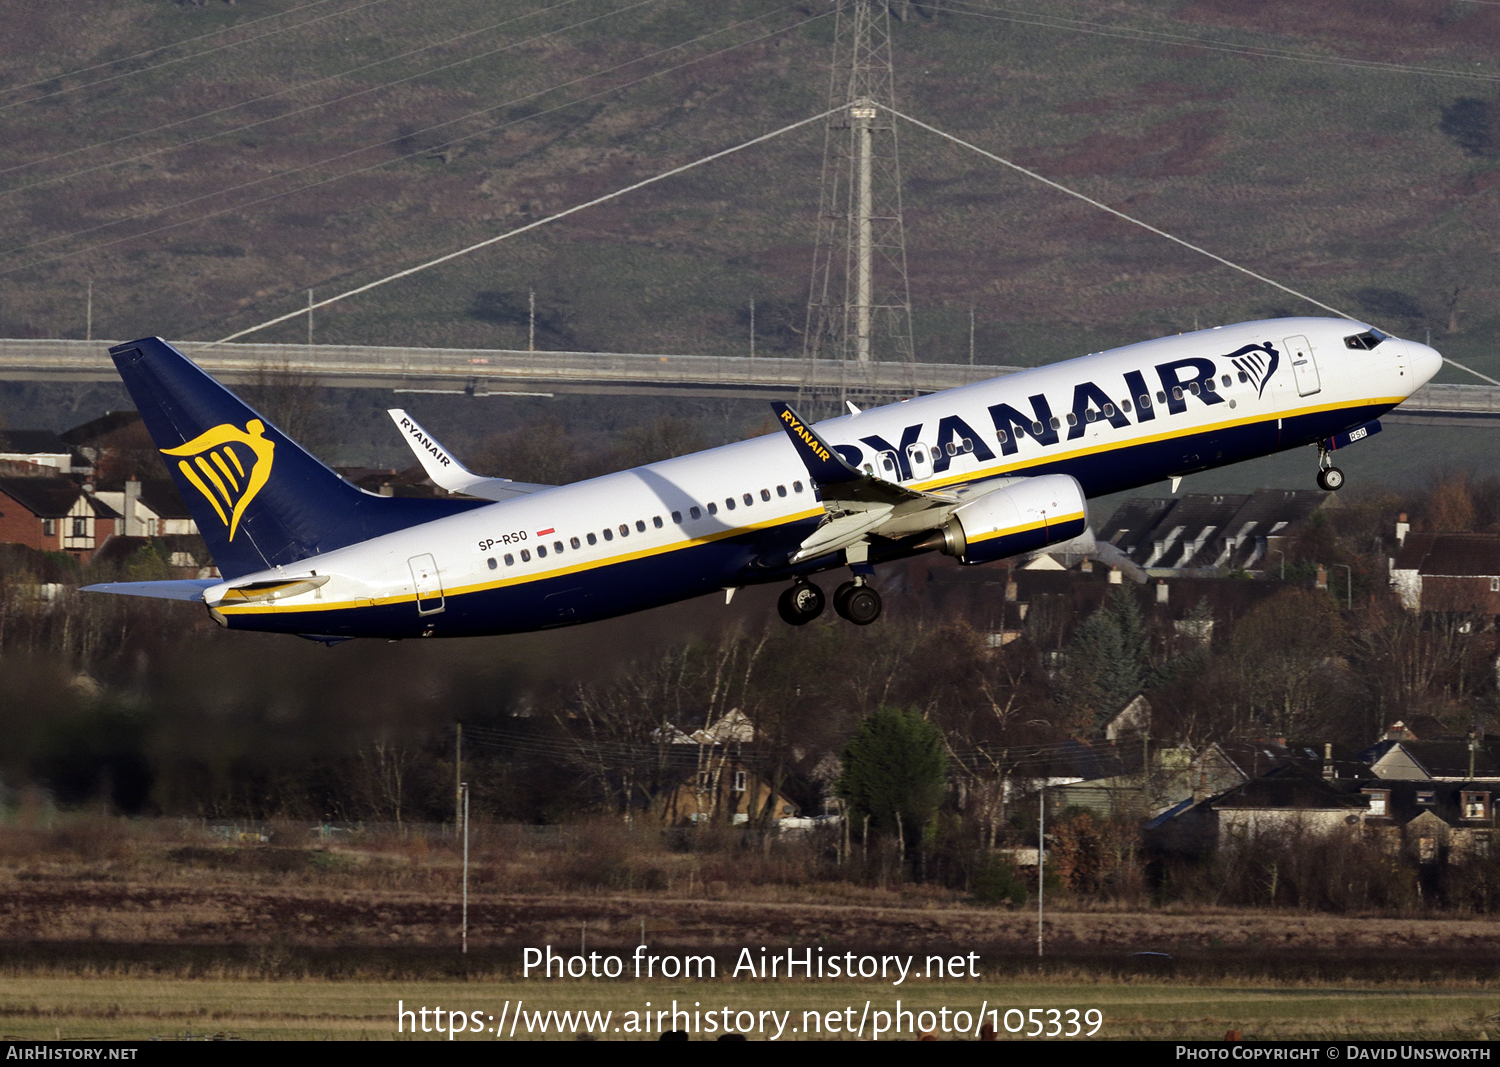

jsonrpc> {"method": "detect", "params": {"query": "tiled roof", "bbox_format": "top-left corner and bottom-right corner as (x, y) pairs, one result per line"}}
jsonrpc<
(0, 477), (80, 517)
(0, 430), (70, 455)
(1392, 533), (1500, 578)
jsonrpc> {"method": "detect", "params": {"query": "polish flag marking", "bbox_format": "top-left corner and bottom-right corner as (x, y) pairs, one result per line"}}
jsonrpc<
(537, 528), (555, 536)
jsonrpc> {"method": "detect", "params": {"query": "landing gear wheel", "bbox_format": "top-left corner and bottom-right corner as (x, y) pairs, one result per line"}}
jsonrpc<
(777, 581), (825, 626)
(1317, 466), (1344, 492)
(833, 581), (882, 625)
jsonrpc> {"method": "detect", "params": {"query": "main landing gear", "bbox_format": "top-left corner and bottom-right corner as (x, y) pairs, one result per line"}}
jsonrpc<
(1316, 447), (1345, 492)
(777, 580), (825, 626)
(776, 576), (883, 626)
(833, 576), (882, 626)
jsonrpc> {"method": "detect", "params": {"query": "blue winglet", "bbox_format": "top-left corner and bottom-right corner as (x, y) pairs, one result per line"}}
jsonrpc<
(770, 402), (861, 486)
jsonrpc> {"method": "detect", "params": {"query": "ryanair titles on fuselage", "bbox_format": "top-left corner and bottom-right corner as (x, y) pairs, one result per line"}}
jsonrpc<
(829, 346), (1271, 481)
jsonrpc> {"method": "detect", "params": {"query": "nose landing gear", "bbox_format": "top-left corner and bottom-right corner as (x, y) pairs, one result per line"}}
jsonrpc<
(777, 580), (825, 626)
(1316, 447), (1344, 492)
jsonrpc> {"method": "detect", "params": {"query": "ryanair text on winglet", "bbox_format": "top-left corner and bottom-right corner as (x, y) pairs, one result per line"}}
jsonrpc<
(780, 409), (831, 464)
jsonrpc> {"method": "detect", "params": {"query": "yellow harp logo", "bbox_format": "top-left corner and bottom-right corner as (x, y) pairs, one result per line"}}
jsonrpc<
(161, 420), (275, 541)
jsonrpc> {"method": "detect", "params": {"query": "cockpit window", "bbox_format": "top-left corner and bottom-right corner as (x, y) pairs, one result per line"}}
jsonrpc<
(1344, 328), (1391, 350)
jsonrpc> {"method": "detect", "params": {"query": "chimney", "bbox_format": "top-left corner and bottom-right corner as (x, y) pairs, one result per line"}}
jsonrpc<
(1396, 513), (1409, 547)
(1315, 564), (1328, 590)
(1156, 580), (1169, 604)
(1322, 742), (1334, 781)
(1108, 567), (1122, 585)
(124, 479), (142, 537)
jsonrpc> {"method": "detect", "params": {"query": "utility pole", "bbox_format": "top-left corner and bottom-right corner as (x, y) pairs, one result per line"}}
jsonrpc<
(454, 723), (463, 832)
(969, 306), (975, 366)
(86, 281), (92, 342)
(1036, 786), (1045, 959)
(803, 0), (915, 398)
(460, 781), (470, 955)
(749, 297), (755, 360)
(307, 289), (314, 346)
(528, 289), (535, 352)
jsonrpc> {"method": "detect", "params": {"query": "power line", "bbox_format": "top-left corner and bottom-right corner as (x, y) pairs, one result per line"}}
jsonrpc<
(0, 5), (829, 278)
(942, 1), (1500, 85)
(0, 0), (359, 99)
(885, 104), (1500, 388)
(210, 106), (840, 343)
(0, 0), (641, 191)
(0, 0), (405, 112)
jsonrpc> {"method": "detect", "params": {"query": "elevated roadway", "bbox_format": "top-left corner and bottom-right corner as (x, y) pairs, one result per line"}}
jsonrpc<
(0, 339), (1495, 418)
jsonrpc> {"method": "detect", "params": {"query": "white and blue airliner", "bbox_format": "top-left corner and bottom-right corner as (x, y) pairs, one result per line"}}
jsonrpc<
(84, 320), (1441, 639)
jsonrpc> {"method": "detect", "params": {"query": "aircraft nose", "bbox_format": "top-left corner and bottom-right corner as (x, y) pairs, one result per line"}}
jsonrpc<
(1408, 341), (1443, 388)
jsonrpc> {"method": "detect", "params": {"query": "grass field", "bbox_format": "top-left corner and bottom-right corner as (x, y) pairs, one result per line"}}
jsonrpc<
(3, 974), (1498, 1041)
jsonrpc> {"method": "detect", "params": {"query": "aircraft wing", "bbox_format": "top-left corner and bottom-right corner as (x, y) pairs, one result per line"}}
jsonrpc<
(387, 409), (553, 501)
(771, 401), (960, 562)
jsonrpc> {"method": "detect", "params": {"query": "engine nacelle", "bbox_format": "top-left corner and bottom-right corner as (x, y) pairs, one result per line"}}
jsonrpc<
(927, 474), (1088, 566)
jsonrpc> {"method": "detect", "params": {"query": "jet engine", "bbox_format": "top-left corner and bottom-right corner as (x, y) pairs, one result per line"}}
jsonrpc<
(921, 474), (1088, 565)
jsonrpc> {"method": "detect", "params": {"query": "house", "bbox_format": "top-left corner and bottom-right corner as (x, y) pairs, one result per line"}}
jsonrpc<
(90, 479), (198, 538)
(654, 709), (802, 828)
(1365, 739), (1500, 782)
(0, 430), (76, 474)
(1390, 532), (1500, 616)
(1357, 780), (1496, 865)
(0, 478), (119, 559)
(1099, 488), (1328, 576)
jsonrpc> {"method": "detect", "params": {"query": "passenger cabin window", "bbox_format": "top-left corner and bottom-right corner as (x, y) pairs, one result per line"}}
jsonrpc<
(1085, 410), (1097, 423)
(707, 502), (718, 515)
(587, 533), (597, 545)
(1157, 391), (1167, 403)
(653, 516), (663, 528)
(603, 529), (613, 541)
(1139, 395), (1151, 408)
(536, 545), (547, 558)
(570, 537), (581, 549)
(487, 557), (498, 570)
(554, 541), (564, 553)
(725, 498), (736, 510)
(635, 520), (645, 532)
(520, 549), (531, 562)
(776, 486), (786, 498)
(1066, 413), (1078, 427)
(672, 511), (683, 523)
(1103, 403), (1115, 416)
(1122, 400), (1132, 412)
(1344, 328), (1390, 350)
(760, 489), (771, 501)
(1238, 371), (1249, 383)
(1221, 374), (1232, 387)
(504, 553), (514, 566)
(619, 524), (629, 537)
(1048, 417), (1061, 430)
(691, 506), (702, 519)
(743, 493), (753, 506)
(997, 430), (1009, 444)
(793, 481), (804, 493)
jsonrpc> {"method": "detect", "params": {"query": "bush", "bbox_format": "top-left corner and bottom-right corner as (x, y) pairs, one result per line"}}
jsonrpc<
(971, 855), (1027, 906)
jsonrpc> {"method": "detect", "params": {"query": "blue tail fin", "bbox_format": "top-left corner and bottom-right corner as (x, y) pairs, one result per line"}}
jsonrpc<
(110, 337), (485, 579)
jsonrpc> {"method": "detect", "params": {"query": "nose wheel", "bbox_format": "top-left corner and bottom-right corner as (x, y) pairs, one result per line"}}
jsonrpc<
(1316, 447), (1344, 492)
(833, 577), (883, 626)
(777, 580), (825, 626)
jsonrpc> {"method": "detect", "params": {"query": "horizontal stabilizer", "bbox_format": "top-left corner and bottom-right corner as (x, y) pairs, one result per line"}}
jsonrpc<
(82, 579), (218, 602)
(387, 409), (552, 501)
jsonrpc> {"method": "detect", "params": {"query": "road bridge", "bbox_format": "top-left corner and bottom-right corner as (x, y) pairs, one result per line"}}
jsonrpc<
(0, 339), (1495, 419)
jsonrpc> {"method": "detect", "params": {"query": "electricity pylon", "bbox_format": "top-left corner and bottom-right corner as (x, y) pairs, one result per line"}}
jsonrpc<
(803, 0), (916, 400)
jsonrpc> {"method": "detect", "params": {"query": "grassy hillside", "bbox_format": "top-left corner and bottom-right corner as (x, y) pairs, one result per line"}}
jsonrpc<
(2, 0), (1499, 482)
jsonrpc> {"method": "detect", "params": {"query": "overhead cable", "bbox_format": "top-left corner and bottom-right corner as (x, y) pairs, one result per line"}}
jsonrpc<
(210, 106), (839, 343)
